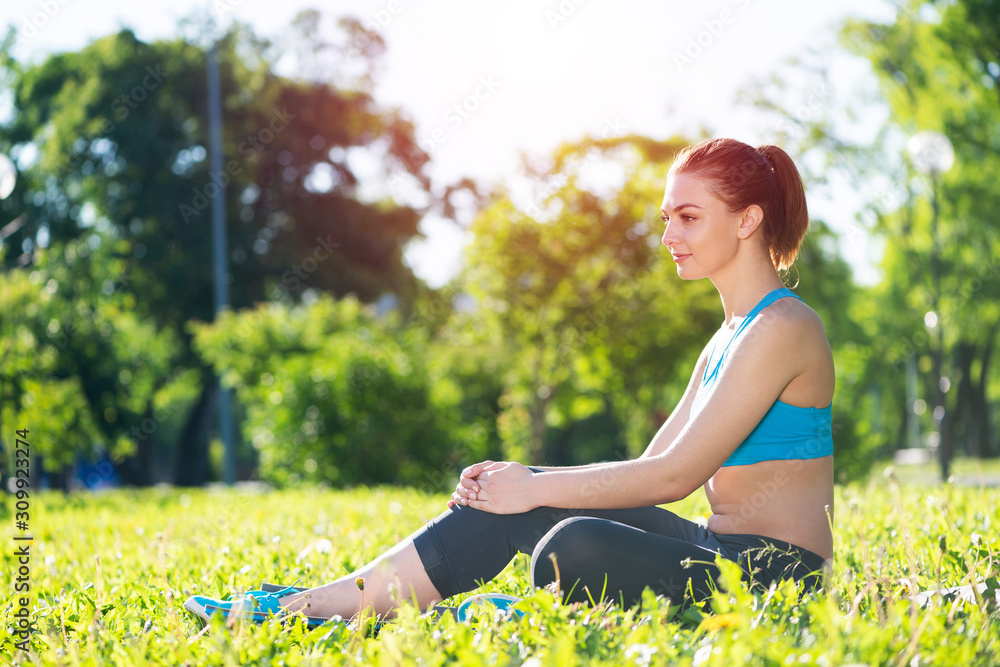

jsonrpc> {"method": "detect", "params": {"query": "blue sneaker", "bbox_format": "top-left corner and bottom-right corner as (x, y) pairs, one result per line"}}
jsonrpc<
(455, 593), (524, 622)
(184, 583), (301, 626)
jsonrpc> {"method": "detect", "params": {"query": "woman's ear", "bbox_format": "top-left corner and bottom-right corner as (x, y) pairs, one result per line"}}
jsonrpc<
(737, 205), (764, 239)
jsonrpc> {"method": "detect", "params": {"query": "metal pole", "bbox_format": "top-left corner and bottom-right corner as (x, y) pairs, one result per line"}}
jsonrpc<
(930, 171), (949, 481)
(207, 40), (237, 486)
(906, 356), (920, 450)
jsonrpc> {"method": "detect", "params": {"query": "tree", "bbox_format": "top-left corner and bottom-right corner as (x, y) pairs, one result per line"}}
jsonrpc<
(0, 237), (187, 488)
(190, 296), (469, 488)
(840, 0), (1000, 474)
(0, 13), (433, 484)
(461, 135), (720, 464)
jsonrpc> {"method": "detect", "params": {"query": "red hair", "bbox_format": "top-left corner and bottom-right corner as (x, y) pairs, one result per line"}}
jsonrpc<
(668, 138), (809, 272)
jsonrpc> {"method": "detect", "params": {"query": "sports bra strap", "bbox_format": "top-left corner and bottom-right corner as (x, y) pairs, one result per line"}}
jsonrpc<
(720, 287), (801, 356)
(704, 288), (802, 384)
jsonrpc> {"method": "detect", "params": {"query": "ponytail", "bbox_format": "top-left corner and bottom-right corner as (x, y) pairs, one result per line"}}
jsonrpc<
(755, 144), (809, 272)
(669, 138), (809, 272)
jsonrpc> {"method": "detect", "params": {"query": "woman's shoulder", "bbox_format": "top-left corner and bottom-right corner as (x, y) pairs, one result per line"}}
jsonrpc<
(767, 294), (828, 338)
(740, 293), (825, 339)
(766, 295), (835, 404)
(739, 294), (832, 369)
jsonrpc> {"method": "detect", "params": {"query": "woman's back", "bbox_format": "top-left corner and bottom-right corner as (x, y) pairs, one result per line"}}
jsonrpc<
(699, 294), (835, 559)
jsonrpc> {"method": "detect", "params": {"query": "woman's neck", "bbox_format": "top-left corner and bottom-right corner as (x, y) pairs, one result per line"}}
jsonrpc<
(709, 254), (785, 326)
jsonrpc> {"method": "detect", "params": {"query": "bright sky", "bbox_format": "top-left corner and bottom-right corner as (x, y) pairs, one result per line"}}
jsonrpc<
(2, 0), (894, 286)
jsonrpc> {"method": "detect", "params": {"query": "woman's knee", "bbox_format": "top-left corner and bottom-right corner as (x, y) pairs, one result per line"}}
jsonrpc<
(530, 517), (607, 590)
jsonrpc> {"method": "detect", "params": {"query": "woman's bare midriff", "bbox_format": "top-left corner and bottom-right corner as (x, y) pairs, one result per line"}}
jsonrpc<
(704, 456), (834, 561)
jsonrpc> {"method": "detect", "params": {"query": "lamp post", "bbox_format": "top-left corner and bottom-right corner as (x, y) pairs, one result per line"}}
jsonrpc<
(0, 153), (14, 492)
(907, 130), (954, 481)
(207, 28), (236, 486)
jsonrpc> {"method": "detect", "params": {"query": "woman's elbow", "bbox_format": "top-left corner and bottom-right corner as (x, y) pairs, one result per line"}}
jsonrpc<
(652, 470), (699, 504)
(659, 482), (695, 504)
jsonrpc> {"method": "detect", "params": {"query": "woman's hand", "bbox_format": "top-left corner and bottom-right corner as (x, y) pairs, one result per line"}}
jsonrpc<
(447, 460), (493, 508)
(449, 461), (537, 514)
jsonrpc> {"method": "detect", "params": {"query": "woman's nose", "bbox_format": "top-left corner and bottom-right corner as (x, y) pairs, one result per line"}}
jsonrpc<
(661, 222), (677, 247)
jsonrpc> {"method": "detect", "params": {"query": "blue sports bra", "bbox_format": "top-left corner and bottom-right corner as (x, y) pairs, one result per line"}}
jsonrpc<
(691, 288), (834, 467)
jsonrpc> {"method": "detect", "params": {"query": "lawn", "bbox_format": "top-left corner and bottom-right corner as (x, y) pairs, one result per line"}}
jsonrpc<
(2, 470), (998, 666)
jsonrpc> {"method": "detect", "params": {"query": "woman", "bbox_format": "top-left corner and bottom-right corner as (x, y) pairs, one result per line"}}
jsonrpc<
(185, 137), (834, 624)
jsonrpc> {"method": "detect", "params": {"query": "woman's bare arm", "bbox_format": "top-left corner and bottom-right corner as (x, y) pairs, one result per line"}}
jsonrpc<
(462, 308), (821, 513)
(448, 343), (712, 507)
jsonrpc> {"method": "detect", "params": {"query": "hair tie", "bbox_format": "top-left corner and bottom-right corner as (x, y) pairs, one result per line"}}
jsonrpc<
(757, 146), (775, 171)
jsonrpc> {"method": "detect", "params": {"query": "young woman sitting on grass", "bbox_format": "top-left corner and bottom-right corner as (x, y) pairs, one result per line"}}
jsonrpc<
(185, 137), (835, 625)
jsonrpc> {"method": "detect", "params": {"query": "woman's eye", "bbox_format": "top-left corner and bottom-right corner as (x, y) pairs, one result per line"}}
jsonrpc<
(682, 215), (695, 222)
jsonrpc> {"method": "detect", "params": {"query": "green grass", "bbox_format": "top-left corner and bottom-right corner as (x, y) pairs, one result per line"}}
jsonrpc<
(2, 477), (998, 666)
(871, 456), (1000, 487)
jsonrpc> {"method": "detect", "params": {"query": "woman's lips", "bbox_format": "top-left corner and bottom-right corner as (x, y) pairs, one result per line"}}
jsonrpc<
(671, 253), (691, 263)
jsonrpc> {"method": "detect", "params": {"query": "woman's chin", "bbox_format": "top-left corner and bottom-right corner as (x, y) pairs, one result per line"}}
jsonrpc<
(674, 267), (702, 281)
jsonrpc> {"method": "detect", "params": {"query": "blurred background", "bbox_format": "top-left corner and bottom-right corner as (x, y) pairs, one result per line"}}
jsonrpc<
(1, 0), (997, 492)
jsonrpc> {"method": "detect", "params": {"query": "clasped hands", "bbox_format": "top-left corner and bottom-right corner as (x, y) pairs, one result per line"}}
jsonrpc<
(447, 460), (536, 514)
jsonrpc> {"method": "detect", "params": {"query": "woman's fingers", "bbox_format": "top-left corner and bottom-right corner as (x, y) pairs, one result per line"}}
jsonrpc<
(451, 490), (476, 506)
(453, 482), (477, 500)
(449, 459), (506, 510)
(449, 461), (497, 508)
(461, 460), (496, 479)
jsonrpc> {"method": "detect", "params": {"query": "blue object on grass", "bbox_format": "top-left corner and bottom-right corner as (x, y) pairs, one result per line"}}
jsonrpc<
(455, 593), (524, 621)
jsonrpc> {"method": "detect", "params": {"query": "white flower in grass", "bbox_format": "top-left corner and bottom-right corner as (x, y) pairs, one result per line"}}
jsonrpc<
(625, 642), (653, 665)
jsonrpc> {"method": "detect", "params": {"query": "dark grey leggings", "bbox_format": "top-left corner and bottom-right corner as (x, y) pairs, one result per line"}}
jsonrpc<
(411, 503), (827, 607)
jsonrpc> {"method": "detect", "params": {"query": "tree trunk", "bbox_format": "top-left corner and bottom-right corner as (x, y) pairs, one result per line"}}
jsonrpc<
(974, 325), (997, 457)
(115, 405), (157, 487)
(32, 455), (69, 491)
(529, 393), (550, 465)
(173, 377), (215, 486)
(950, 341), (976, 458)
(949, 323), (999, 460)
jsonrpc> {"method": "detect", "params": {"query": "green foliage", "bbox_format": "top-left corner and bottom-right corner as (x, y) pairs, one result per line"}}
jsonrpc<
(741, 0), (1000, 472)
(791, 221), (884, 480)
(0, 13), (434, 483)
(461, 136), (719, 464)
(191, 295), (473, 489)
(0, 236), (185, 474)
(837, 0), (1000, 461)
(2, 479), (998, 664)
(0, 18), (429, 306)
(457, 134), (869, 474)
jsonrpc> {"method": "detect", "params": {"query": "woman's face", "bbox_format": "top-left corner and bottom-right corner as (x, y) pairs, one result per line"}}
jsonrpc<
(659, 172), (743, 281)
